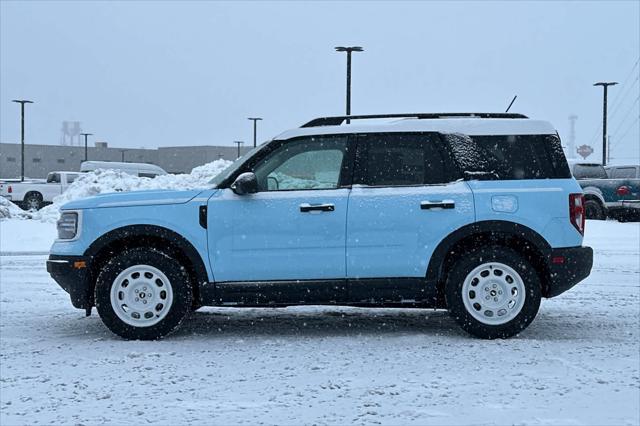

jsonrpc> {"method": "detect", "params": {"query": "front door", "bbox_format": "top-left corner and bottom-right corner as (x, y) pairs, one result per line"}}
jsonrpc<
(207, 135), (351, 303)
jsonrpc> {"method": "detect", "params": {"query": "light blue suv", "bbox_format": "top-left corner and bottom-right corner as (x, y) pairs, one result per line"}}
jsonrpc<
(47, 113), (593, 340)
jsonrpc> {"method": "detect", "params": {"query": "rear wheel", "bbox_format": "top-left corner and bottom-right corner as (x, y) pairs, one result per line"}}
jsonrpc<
(95, 248), (192, 340)
(445, 246), (541, 339)
(23, 192), (43, 211)
(584, 199), (605, 220)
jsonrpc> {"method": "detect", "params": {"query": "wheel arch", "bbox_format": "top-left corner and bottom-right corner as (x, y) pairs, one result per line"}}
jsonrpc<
(427, 220), (552, 305)
(84, 225), (209, 306)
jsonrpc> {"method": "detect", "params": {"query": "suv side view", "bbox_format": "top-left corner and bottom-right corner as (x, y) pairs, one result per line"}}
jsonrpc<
(47, 113), (593, 340)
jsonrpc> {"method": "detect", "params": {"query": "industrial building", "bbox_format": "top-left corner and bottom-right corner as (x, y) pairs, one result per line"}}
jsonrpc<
(0, 142), (252, 179)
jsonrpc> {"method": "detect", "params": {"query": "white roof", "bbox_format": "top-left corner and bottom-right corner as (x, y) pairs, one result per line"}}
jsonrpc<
(275, 118), (557, 140)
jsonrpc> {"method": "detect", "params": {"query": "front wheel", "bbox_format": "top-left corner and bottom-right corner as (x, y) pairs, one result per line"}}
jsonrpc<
(95, 248), (193, 340)
(445, 246), (541, 339)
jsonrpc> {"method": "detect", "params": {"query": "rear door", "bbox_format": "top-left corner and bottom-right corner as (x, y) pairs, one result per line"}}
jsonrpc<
(345, 132), (474, 302)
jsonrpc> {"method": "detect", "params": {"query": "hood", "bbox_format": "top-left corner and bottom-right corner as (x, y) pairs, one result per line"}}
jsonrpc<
(61, 189), (206, 210)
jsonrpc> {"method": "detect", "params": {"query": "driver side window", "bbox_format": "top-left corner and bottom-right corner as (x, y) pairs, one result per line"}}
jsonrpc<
(253, 137), (348, 191)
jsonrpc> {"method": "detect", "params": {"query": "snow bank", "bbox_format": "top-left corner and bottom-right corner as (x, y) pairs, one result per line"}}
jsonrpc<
(1, 159), (232, 223)
(0, 196), (32, 220)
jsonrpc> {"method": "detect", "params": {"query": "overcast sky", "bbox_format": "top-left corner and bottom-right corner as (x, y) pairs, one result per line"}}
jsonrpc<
(1, 1), (639, 163)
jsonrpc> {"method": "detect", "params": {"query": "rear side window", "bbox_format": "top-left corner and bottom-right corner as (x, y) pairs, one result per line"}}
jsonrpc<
(354, 133), (452, 186)
(610, 167), (637, 179)
(573, 164), (607, 179)
(444, 133), (571, 180)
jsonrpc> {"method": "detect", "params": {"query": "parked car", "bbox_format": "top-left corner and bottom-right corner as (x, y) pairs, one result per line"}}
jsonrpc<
(80, 161), (167, 178)
(568, 161), (640, 221)
(47, 113), (593, 340)
(0, 171), (81, 210)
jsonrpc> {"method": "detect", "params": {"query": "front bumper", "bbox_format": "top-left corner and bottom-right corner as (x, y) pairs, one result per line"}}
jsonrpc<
(47, 255), (92, 309)
(544, 246), (593, 298)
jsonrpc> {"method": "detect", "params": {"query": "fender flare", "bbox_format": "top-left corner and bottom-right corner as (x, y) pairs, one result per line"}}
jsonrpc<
(84, 224), (209, 286)
(426, 220), (552, 283)
(581, 186), (606, 205)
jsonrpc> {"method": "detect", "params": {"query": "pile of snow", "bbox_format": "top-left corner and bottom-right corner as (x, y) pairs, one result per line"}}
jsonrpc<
(2, 159), (232, 223)
(0, 196), (32, 220)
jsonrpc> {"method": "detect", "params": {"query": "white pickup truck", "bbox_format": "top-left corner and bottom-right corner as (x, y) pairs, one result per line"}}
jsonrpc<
(0, 171), (81, 210)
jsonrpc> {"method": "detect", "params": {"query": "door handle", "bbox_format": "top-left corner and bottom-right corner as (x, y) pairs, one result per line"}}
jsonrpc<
(300, 203), (335, 213)
(421, 200), (455, 210)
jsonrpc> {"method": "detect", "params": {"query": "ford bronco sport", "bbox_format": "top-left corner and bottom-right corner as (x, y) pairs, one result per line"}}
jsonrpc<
(47, 113), (593, 340)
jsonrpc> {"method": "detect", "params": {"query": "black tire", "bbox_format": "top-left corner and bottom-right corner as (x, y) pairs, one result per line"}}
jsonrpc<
(584, 199), (605, 220)
(95, 247), (193, 340)
(445, 246), (542, 339)
(23, 192), (43, 211)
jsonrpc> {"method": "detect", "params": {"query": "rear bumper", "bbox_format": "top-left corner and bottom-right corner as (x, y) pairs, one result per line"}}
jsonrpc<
(544, 246), (593, 298)
(606, 200), (640, 210)
(47, 255), (92, 309)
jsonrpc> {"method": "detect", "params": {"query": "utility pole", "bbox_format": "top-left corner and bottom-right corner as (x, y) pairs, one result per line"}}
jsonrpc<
(335, 46), (364, 123)
(234, 141), (244, 159)
(568, 115), (578, 159)
(247, 117), (262, 148)
(80, 133), (93, 161)
(593, 82), (618, 166)
(11, 99), (34, 181)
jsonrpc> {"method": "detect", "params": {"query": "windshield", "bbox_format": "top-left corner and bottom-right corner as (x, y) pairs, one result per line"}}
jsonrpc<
(208, 144), (265, 187)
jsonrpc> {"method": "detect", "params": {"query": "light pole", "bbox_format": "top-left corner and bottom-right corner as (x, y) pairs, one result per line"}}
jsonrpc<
(247, 117), (262, 148)
(80, 133), (93, 161)
(594, 81), (618, 166)
(233, 141), (244, 159)
(11, 99), (34, 181)
(334, 46), (363, 123)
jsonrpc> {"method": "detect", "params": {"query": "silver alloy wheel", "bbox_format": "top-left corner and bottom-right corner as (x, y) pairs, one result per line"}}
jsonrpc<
(25, 197), (40, 211)
(461, 262), (526, 325)
(109, 264), (174, 327)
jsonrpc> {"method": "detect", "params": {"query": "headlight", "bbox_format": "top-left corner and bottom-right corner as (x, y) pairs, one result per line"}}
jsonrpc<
(57, 212), (79, 240)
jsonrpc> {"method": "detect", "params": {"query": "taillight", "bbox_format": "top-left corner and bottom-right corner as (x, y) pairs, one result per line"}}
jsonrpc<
(616, 185), (631, 196)
(569, 193), (585, 235)
(7, 186), (12, 194)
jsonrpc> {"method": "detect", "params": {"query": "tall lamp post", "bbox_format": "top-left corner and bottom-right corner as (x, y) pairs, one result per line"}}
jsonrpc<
(80, 133), (93, 161)
(233, 141), (244, 159)
(334, 46), (364, 123)
(247, 117), (262, 148)
(593, 81), (618, 166)
(11, 99), (34, 181)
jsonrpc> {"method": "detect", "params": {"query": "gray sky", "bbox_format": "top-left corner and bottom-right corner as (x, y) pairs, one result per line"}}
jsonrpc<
(1, 0), (639, 163)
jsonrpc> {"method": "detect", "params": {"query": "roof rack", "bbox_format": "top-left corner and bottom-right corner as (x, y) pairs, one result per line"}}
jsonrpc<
(301, 113), (529, 128)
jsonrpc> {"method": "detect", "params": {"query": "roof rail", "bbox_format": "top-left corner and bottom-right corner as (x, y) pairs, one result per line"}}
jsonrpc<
(301, 113), (529, 128)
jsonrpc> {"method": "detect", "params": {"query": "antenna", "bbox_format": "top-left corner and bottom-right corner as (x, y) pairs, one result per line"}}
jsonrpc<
(505, 95), (517, 113)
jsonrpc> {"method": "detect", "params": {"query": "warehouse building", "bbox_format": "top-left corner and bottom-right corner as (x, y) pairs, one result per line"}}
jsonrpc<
(0, 142), (251, 178)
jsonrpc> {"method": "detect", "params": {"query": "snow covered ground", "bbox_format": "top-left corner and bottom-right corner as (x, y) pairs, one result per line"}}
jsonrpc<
(0, 220), (638, 425)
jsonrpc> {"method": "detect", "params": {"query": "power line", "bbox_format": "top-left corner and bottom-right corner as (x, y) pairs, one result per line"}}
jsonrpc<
(611, 94), (640, 139)
(616, 115), (640, 144)
(609, 57), (639, 111)
(609, 76), (639, 119)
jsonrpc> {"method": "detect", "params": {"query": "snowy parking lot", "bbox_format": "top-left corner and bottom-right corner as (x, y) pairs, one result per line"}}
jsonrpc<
(0, 220), (638, 425)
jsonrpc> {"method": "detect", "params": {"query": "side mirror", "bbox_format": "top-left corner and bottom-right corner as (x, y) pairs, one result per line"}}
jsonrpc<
(230, 172), (258, 195)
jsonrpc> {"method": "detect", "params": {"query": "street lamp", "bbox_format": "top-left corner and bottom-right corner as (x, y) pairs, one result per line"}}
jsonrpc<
(233, 141), (244, 159)
(80, 133), (93, 161)
(247, 117), (263, 148)
(593, 81), (618, 166)
(11, 99), (34, 181)
(334, 46), (364, 123)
